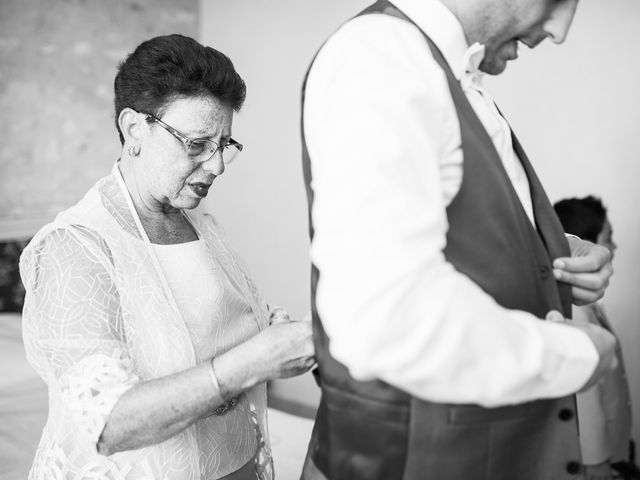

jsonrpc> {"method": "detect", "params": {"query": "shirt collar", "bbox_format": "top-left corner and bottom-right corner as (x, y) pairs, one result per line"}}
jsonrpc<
(390, 0), (485, 81)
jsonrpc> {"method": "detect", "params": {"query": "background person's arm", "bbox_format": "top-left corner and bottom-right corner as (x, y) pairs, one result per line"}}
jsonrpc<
(574, 306), (614, 470)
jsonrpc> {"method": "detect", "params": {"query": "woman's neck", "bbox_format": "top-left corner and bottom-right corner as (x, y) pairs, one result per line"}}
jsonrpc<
(118, 157), (198, 244)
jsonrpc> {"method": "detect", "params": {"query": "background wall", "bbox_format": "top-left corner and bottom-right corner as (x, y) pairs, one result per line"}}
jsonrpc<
(201, 0), (640, 441)
(0, 0), (198, 240)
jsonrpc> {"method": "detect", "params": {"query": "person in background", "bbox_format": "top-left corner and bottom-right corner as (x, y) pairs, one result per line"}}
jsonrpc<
(300, 0), (617, 479)
(19, 34), (314, 480)
(555, 196), (640, 480)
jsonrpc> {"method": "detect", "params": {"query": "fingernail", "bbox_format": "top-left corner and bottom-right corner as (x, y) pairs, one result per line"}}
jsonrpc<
(553, 269), (562, 279)
(553, 260), (565, 269)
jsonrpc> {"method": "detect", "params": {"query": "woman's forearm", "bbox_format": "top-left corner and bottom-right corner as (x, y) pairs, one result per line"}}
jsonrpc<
(97, 348), (264, 456)
(97, 321), (313, 456)
(97, 361), (215, 455)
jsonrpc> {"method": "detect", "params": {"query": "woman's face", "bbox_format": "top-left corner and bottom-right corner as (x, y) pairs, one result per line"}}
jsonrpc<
(140, 95), (234, 212)
(596, 218), (617, 259)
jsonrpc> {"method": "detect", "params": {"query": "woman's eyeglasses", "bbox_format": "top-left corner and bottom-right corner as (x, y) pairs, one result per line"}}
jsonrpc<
(145, 114), (243, 164)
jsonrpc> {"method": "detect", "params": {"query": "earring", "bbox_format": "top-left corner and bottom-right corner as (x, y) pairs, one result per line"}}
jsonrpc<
(128, 145), (140, 157)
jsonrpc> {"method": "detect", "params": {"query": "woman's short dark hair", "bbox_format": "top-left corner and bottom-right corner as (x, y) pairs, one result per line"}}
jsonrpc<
(114, 34), (246, 144)
(553, 195), (607, 243)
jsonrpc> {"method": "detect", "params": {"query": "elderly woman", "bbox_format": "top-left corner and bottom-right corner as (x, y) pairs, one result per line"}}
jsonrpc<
(19, 34), (314, 480)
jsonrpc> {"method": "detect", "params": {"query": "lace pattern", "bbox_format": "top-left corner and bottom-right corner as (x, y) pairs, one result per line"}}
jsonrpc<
(20, 166), (273, 479)
(60, 353), (140, 446)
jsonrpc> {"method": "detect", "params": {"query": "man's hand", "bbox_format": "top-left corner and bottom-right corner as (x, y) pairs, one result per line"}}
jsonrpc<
(545, 310), (617, 391)
(553, 236), (613, 306)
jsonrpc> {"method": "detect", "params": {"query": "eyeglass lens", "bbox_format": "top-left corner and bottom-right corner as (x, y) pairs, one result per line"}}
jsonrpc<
(187, 140), (240, 164)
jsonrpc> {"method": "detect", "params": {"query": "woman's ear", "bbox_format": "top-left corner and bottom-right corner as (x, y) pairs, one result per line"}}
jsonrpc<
(118, 107), (145, 145)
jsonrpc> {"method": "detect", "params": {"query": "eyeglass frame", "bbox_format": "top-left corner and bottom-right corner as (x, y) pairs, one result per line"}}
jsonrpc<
(144, 113), (243, 164)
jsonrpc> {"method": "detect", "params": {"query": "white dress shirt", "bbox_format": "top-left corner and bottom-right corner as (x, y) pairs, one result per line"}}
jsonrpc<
(303, 0), (598, 407)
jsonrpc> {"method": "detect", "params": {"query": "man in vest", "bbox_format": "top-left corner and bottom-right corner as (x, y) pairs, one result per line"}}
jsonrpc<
(300, 0), (617, 479)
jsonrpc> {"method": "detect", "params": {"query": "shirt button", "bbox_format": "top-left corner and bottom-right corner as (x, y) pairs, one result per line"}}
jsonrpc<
(558, 408), (574, 421)
(566, 461), (581, 474)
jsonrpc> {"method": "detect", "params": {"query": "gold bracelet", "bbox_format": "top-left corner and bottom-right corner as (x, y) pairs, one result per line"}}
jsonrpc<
(213, 395), (240, 415)
(209, 356), (221, 392)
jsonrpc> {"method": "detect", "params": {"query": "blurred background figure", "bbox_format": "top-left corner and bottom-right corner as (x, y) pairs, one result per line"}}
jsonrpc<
(555, 195), (640, 480)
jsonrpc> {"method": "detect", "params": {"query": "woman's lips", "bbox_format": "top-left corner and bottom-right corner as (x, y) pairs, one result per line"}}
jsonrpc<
(189, 182), (211, 197)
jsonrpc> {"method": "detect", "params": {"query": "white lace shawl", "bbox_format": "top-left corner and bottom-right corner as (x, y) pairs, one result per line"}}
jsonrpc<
(20, 165), (273, 479)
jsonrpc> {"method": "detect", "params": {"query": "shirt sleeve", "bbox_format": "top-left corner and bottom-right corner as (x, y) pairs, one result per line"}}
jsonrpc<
(20, 226), (140, 449)
(304, 15), (598, 407)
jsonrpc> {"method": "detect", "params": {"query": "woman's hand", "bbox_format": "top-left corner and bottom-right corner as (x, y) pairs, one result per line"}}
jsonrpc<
(254, 321), (316, 379)
(268, 305), (291, 325)
(213, 321), (315, 400)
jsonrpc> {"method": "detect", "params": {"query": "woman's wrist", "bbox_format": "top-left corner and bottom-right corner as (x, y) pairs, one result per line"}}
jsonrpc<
(211, 343), (265, 400)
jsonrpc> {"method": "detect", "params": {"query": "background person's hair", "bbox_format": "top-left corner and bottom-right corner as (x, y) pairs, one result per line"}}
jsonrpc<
(113, 34), (246, 145)
(553, 195), (607, 243)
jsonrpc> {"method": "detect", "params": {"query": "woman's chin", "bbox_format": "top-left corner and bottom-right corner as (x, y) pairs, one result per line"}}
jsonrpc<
(171, 196), (203, 211)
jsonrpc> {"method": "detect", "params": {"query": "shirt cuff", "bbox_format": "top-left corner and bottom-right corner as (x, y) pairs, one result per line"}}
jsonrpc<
(539, 321), (599, 395)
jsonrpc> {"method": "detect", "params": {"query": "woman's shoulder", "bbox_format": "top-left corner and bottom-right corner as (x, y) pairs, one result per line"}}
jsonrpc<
(34, 172), (131, 251)
(21, 221), (112, 289)
(29, 180), (111, 259)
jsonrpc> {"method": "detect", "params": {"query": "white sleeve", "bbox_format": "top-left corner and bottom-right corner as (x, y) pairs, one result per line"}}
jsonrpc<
(304, 16), (598, 407)
(21, 226), (140, 450)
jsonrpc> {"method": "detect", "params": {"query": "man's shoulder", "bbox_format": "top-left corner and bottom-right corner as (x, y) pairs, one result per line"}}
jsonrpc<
(317, 12), (429, 64)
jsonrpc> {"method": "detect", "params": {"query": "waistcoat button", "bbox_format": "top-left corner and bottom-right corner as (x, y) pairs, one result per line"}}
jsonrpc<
(566, 461), (581, 474)
(539, 265), (551, 279)
(558, 408), (574, 421)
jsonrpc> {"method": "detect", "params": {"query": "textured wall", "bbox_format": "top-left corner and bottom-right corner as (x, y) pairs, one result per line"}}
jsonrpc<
(0, 0), (197, 236)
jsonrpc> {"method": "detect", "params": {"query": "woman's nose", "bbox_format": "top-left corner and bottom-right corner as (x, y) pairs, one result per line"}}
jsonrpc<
(202, 150), (225, 176)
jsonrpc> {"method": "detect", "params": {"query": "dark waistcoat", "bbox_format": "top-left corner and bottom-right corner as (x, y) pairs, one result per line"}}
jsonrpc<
(300, 2), (583, 479)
